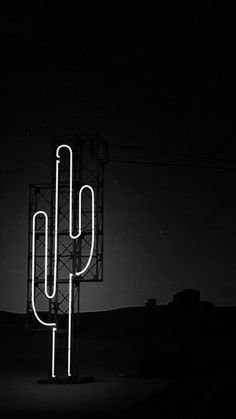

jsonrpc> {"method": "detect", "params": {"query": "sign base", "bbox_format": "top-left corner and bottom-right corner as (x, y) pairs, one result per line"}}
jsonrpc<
(37, 376), (95, 384)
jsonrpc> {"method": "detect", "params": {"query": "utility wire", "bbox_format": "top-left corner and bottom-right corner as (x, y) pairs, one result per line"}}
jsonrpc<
(109, 159), (236, 171)
(108, 143), (236, 164)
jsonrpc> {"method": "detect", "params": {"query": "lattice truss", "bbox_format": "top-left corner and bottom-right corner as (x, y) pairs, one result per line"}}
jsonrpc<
(27, 136), (107, 330)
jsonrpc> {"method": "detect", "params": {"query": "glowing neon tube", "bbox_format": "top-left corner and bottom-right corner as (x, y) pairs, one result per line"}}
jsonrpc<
(56, 146), (95, 377)
(31, 211), (57, 378)
(32, 211), (56, 328)
(32, 144), (95, 379)
(67, 185), (95, 376)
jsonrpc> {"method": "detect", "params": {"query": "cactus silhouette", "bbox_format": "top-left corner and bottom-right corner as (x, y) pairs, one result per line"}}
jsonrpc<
(31, 144), (95, 378)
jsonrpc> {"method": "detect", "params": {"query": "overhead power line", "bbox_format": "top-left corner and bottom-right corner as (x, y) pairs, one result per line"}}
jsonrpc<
(109, 158), (236, 171)
(108, 143), (236, 164)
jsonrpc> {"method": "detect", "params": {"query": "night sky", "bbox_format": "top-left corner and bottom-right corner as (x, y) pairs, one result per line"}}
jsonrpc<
(1, 6), (236, 313)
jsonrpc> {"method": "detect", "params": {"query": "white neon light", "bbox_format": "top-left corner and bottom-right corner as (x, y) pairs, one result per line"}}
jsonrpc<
(68, 274), (73, 377)
(32, 144), (95, 379)
(52, 327), (56, 378)
(32, 211), (56, 328)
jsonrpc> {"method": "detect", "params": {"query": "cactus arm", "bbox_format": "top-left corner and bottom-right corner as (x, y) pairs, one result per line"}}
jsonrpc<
(32, 211), (56, 328)
(32, 211), (57, 378)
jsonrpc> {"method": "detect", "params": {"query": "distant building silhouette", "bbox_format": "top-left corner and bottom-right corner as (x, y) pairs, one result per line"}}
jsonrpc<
(145, 298), (156, 308)
(167, 289), (214, 336)
(169, 289), (214, 310)
(172, 289), (200, 307)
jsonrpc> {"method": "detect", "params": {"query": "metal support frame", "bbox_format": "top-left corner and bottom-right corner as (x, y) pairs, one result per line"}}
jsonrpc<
(26, 135), (107, 380)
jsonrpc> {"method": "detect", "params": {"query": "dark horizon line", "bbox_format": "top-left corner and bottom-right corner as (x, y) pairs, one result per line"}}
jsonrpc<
(2, 303), (236, 317)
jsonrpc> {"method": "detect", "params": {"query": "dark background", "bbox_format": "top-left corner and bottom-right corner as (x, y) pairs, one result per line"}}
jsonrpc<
(1, 6), (236, 312)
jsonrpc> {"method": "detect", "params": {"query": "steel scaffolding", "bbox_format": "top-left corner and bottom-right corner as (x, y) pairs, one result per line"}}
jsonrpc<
(26, 135), (107, 380)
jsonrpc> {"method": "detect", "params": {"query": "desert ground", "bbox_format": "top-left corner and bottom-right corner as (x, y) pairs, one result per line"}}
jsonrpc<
(1, 306), (236, 418)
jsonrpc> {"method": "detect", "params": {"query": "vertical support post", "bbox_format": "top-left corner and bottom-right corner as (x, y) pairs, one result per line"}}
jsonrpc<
(72, 138), (79, 377)
(101, 161), (105, 281)
(75, 138), (83, 377)
(48, 138), (56, 379)
(26, 185), (32, 330)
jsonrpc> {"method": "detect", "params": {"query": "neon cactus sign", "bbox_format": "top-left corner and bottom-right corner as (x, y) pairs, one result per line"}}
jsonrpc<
(31, 144), (94, 378)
